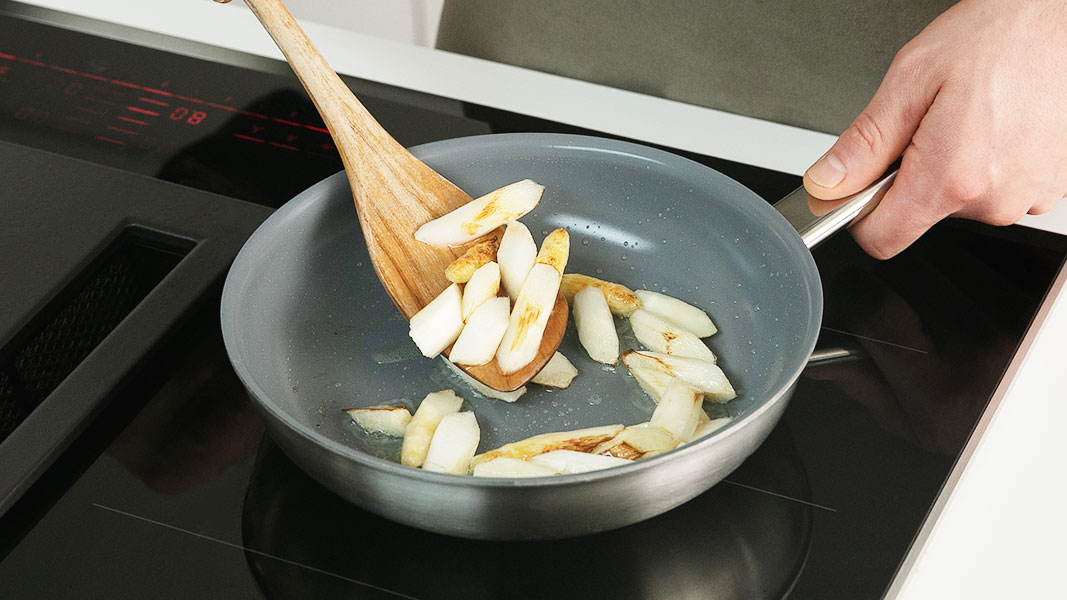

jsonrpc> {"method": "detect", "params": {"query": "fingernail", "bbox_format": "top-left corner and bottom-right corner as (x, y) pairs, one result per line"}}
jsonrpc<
(807, 153), (846, 189)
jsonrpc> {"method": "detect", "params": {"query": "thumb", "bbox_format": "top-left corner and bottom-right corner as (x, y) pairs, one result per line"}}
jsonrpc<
(804, 50), (938, 200)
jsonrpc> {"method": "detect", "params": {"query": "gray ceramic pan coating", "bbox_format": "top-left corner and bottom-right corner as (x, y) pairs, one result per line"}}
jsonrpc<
(220, 133), (822, 539)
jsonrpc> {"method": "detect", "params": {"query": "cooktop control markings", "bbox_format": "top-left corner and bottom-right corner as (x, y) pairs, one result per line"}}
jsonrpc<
(0, 49), (332, 158)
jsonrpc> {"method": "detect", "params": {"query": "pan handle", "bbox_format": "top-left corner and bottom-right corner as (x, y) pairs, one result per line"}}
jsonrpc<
(806, 345), (866, 367)
(773, 168), (898, 249)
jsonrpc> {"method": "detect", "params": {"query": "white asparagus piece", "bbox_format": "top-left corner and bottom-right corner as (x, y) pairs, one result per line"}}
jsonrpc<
(530, 352), (579, 389)
(697, 408), (711, 427)
(629, 308), (717, 363)
(530, 450), (633, 474)
(635, 290), (718, 337)
(495, 263), (560, 373)
(461, 261), (500, 321)
(560, 273), (642, 317)
(621, 353), (674, 403)
(450, 296), (510, 366)
(423, 411), (481, 474)
(344, 406), (412, 437)
(649, 379), (704, 442)
(400, 390), (464, 467)
(497, 221), (537, 300)
(689, 416), (733, 442)
(621, 350), (736, 402)
(472, 457), (559, 478)
(414, 179), (544, 246)
(442, 358), (526, 402)
(445, 237), (498, 283)
(471, 423), (624, 466)
(408, 283), (464, 358)
(533, 227), (570, 275)
(592, 423), (680, 460)
(574, 286), (619, 365)
(495, 228), (569, 373)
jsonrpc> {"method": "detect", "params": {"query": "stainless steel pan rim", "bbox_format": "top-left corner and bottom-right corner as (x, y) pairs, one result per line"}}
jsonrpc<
(220, 132), (822, 489)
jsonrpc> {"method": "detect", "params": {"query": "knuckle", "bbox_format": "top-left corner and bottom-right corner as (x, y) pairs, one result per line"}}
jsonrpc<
(862, 238), (897, 261)
(888, 43), (926, 82)
(851, 222), (903, 260)
(942, 167), (993, 210)
(844, 111), (886, 157)
(983, 205), (1026, 227)
(1027, 203), (1051, 216)
(939, 162), (1032, 226)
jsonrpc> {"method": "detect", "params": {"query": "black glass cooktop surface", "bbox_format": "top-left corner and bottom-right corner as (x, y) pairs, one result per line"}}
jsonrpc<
(1, 5), (1065, 599)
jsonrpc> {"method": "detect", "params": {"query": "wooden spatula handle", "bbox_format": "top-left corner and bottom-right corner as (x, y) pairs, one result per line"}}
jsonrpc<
(233, 0), (465, 318)
(239, 0), (399, 167)
(218, 0), (567, 391)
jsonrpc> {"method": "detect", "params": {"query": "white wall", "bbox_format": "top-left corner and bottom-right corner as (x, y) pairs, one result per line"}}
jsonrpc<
(225, 0), (444, 47)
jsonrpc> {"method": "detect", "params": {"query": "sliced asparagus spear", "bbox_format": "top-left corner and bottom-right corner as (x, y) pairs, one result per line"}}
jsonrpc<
(688, 416), (733, 442)
(423, 411), (481, 474)
(400, 390), (464, 467)
(649, 379), (703, 442)
(472, 457), (558, 478)
(344, 406), (412, 437)
(630, 308), (717, 363)
(592, 423), (679, 460)
(450, 296), (510, 366)
(408, 283), (464, 358)
(497, 221), (537, 300)
(560, 273), (641, 317)
(496, 229), (569, 373)
(471, 423), (623, 467)
(574, 286), (619, 365)
(460, 261), (500, 321)
(621, 353), (674, 403)
(445, 237), (499, 283)
(415, 179), (544, 246)
(621, 350), (736, 402)
(530, 352), (579, 388)
(634, 289), (717, 337)
(530, 449), (632, 474)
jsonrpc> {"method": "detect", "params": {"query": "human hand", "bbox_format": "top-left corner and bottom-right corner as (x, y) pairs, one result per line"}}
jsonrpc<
(803, 0), (1067, 259)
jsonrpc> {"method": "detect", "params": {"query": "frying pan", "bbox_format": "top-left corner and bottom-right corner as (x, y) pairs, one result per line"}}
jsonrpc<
(220, 133), (893, 540)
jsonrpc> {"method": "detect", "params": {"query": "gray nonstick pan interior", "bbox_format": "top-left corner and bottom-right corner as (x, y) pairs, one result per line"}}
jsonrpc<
(221, 132), (821, 506)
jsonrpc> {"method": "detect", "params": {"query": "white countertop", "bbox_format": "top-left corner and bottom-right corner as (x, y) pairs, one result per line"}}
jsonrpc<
(14, 1), (1067, 596)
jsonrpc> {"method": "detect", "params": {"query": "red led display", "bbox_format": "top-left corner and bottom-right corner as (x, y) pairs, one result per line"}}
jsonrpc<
(0, 49), (332, 159)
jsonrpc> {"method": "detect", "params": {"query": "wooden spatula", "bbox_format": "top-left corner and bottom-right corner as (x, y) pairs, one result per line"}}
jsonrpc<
(221, 0), (565, 391)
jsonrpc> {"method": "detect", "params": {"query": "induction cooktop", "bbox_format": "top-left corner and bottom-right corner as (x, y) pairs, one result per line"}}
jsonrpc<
(1, 3), (1064, 599)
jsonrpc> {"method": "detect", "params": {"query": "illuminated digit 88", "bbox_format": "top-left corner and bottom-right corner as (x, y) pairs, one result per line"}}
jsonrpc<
(169, 107), (207, 125)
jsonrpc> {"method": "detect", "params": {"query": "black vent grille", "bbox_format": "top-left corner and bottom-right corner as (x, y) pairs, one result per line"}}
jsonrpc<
(0, 370), (18, 441)
(0, 229), (188, 443)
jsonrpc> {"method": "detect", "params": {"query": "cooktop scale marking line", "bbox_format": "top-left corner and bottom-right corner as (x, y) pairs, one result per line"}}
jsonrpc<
(90, 503), (423, 600)
(94, 136), (126, 146)
(126, 106), (158, 117)
(137, 96), (168, 107)
(721, 479), (838, 512)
